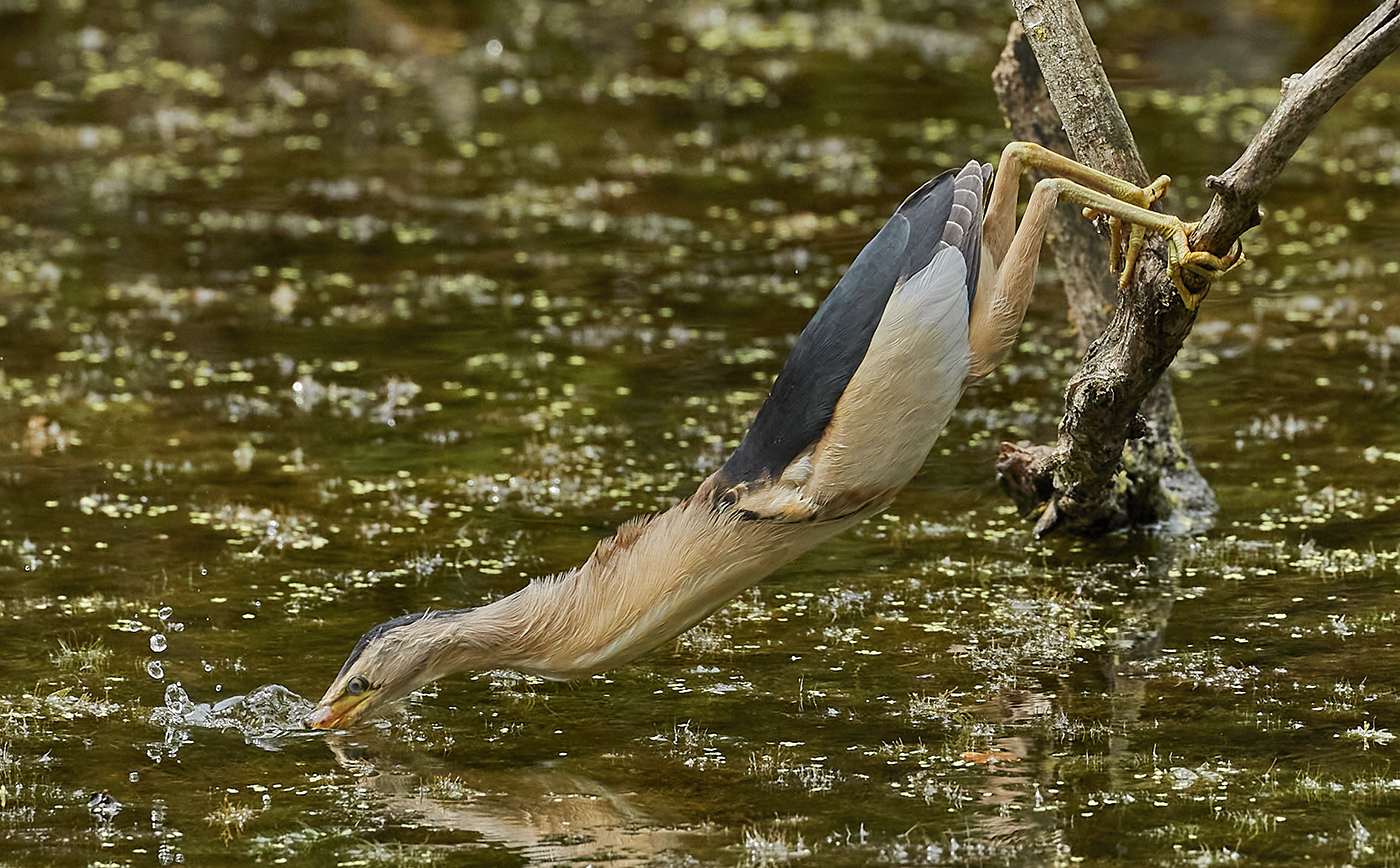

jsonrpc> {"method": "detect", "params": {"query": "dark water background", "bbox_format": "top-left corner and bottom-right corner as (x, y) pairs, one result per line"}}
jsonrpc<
(2, 0), (1399, 865)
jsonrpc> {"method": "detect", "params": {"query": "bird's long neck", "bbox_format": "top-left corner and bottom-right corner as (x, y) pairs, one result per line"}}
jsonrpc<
(435, 482), (862, 681)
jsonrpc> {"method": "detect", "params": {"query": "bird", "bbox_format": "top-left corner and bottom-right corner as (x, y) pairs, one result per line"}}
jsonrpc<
(306, 142), (1240, 729)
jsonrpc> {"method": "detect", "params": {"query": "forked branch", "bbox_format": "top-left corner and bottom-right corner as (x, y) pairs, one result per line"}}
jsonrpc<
(997, 0), (1400, 536)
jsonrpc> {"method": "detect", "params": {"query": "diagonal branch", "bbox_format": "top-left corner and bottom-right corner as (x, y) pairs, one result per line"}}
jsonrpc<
(1188, 0), (1400, 267)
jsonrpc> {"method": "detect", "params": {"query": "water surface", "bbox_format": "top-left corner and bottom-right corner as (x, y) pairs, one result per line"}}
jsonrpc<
(2, 1), (1399, 865)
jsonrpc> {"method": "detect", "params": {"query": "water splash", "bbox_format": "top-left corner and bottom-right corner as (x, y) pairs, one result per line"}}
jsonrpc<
(163, 683), (195, 716)
(149, 683), (318, 749)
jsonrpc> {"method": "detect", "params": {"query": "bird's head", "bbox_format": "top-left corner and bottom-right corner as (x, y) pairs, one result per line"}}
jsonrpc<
(306, 609), (472, 729)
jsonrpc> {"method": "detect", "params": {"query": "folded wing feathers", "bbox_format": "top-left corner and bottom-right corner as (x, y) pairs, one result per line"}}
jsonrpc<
(942, 161), (991, 305)
(712, 162), (992, 510)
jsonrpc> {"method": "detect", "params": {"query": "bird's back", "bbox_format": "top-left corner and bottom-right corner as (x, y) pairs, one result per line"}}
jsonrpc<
(521, 161), (998, 675)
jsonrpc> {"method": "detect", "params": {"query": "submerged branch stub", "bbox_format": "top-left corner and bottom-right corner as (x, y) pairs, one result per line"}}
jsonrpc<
(995, 440), (1057, 511)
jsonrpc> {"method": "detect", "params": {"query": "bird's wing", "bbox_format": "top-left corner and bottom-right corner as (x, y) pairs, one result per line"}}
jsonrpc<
(709, 161), (990, 523)
(466, 164), (991, 681)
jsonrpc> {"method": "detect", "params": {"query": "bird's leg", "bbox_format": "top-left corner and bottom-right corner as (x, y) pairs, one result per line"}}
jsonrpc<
(994, 142), (1174, 288)
(1048, 179), (1243, 309)
(971, 141), (1159, 380)
(986, 142), (1243, 310)
(968, 142), (1246, 381)
(968, 160), (1072, 382)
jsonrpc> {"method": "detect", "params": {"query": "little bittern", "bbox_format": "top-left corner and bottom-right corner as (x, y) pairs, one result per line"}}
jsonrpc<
(308, 143), (1237, 729)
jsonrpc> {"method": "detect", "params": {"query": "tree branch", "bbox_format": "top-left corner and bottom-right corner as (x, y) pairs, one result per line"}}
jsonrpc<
(991, 22), (1217, 535)
(1189, 0), (1400, 267)
(1001, 0), (1210, 536)
(1009, 0), (1148, 185)
(996, 0), (1398, 537)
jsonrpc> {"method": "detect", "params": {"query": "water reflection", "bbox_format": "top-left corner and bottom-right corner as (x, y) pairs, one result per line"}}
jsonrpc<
(327, 737), (698, 866)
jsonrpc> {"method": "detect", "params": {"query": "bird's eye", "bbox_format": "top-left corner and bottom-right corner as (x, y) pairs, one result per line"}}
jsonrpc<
(345, 675), (371, 696)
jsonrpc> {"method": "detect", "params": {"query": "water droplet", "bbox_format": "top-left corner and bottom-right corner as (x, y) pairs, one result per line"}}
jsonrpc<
(146, 661), (164, 679)
(169, 621), (185, 632)
(203, 660), (214, 672)
(164, 683), (194, 715)
(150, 633), (168, 653)
(157, 605), (173, 621)
(129, 771), (140, 783)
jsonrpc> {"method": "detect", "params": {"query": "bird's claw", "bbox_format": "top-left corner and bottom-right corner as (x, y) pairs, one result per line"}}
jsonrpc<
(1164, 224), (1246, 310)
(1003, 143), (1247, 310)
(1080, 174), (1173, 291)
(1089, 205), (1245, 311)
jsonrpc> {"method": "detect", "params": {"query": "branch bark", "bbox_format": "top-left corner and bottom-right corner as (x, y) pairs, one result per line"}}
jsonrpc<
(991, 23), (1217, 535)
(992, 0), (1400, 537)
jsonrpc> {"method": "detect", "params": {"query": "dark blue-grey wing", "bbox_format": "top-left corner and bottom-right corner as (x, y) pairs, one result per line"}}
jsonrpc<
(714, 163), (988, 491)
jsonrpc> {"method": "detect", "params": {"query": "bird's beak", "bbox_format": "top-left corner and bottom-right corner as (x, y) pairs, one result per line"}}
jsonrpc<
(305, 692), (369, 730)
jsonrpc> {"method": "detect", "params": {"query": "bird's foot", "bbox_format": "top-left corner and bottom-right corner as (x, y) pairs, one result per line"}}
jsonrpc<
(1079, 173), (1171, 285)
(1161, 222), (1246, 309)
(1067, 183), (1245, 310)
(1002, 142), (1246, 310)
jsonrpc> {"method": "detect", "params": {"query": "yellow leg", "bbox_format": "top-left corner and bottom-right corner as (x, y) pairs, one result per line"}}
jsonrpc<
(1049, 179), (1243, 310)
(987, 142), (1244, 310)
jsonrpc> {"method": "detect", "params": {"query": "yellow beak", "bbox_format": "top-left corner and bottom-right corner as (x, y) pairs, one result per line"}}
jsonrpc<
(305, 691), (372, 730)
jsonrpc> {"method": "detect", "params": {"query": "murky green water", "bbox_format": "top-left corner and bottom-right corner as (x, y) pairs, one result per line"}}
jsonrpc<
(2, 0), (1399, 865)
